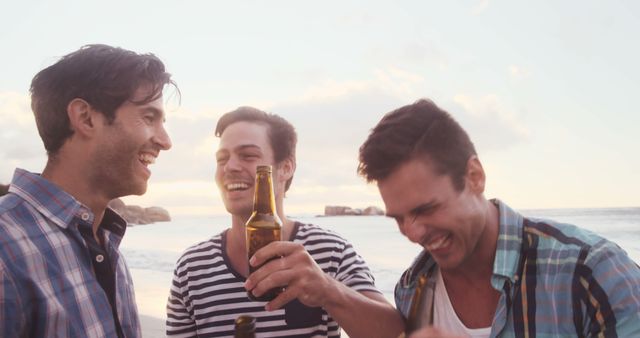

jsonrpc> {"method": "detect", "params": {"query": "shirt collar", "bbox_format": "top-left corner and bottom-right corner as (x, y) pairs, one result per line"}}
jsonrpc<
(10, 168), (82, 229)
(9, 168), (127, 238)
(491, 198), (525, 287)
(401, 198), (525, 289)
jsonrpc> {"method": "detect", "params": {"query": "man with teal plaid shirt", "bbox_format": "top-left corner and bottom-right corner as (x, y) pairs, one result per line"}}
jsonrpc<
(358, 99), (640, 337)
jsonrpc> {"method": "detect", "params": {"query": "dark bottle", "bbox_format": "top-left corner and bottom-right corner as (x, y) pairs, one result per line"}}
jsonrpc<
(404, 266), (436, 336)
(245, 165), (283, 301)
(234, 315), (256, 338)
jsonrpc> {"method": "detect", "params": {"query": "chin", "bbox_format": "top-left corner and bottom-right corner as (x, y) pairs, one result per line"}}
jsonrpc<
(224, 204), (252, 217)
(123, 182), (148, 197)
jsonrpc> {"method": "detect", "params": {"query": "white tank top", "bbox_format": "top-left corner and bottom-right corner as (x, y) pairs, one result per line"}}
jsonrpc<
(433, 269), (492, 338)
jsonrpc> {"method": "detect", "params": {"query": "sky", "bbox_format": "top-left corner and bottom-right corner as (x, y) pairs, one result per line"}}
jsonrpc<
(1, 1), (639, 216)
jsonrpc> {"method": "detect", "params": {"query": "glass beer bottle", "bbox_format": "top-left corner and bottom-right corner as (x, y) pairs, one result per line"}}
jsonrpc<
(234, 315), (256, 338)
(402, 266), (436, 337)
(246, 165), (283, 301)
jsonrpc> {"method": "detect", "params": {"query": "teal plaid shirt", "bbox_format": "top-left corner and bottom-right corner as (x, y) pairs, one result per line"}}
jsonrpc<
(395, 199), (640, 337)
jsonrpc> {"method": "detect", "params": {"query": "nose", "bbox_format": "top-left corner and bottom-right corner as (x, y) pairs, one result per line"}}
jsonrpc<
(400, 217), (426, 244)
(222, 155), (242, 173)
(154, 124), (172, 150)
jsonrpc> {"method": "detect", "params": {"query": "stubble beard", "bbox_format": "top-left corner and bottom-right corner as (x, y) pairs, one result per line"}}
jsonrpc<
(92, 134), (147, 199)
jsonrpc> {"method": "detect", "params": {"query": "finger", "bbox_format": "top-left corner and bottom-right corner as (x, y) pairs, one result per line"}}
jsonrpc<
(248, 268), (296, 299)
(264, 285), (297, 311)
(250, 241), (303, 267)
(245, 253), (290, 290)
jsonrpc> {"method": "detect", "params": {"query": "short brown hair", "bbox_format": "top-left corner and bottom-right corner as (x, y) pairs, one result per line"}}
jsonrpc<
(30, 44), (177, 156)
(358, 99), (476, 191)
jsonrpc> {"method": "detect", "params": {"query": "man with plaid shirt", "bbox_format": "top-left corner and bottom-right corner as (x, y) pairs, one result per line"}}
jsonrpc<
(358, 99), (640, 337)
(0, 44), (176, 337)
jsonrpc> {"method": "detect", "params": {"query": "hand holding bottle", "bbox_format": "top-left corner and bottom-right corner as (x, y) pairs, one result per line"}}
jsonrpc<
(245, 240), (332, 311)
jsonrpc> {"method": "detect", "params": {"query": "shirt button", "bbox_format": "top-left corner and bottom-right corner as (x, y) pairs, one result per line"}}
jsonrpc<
(96, 255), (105, 263)
(81, 213), (90, 221)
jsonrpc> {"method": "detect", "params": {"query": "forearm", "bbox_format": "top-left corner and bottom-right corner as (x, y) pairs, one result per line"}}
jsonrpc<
(322, 278), (404, 338)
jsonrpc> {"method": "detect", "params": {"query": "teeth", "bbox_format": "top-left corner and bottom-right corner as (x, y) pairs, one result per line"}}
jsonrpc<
(226, 183), (249, 191)
(426, 234), (449, 251)
(139, 153), (156, 165)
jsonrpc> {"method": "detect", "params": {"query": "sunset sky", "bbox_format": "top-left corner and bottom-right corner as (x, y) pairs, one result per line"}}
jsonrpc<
(1, 1), (638, 216)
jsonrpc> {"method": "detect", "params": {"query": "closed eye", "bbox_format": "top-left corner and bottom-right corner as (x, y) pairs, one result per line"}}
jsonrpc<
(216, 153), (229, 165)
(140, 107), (163, 124)
(409, 202), (439, 222)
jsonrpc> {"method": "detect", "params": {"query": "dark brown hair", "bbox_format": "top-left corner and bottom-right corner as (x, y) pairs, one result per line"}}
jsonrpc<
(215, 106), (297, 192)
(358, 99), (476, 191)
(30, 44), (177, 156)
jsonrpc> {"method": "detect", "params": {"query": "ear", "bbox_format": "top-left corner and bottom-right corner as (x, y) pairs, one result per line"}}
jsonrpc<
(276, 156), (295, 183)
(465, 155), (486, 193)
(67, 98), (100, 137)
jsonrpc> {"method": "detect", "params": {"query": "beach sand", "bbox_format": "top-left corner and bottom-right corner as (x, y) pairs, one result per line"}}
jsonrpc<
(140, 315), (166, 338)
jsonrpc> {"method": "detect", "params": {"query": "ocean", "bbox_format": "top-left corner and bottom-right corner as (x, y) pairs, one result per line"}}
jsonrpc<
(120, 207), (640, 332)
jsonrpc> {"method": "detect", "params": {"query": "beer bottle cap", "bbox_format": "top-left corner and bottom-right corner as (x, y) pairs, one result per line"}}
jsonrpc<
(256, 165), (272, 173)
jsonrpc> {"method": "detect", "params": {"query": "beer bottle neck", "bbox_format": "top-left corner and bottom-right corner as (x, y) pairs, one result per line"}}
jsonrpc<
(253, 171), (277, 215)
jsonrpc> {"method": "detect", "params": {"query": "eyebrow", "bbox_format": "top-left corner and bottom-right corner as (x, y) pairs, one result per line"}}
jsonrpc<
(235, 144), (262, 152)
(216, 144), (262, 157)
(386, 200), (438, 219)
(410, 201), (438, 215)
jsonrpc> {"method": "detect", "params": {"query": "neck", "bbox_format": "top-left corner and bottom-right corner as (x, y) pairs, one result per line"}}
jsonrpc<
(229, 203), (294, 242)
(444, 199), (500, 282)
(227, 204), (294, 277)
(42, 156), (109, 236)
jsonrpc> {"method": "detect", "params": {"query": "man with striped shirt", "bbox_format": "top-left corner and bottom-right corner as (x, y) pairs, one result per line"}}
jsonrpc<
(166, 107), (403, 337)
(358, 99), (640, 337)
(0, 45), (176, 337)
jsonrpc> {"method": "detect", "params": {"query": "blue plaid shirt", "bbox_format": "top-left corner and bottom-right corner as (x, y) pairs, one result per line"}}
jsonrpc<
(395, 199), (640, 337)
(0, 169), (140, 337)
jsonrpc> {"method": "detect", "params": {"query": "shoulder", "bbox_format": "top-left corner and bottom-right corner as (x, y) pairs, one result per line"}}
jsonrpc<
(522, 217), (609, 253)
(522, 218), (640, 303)
(519, 215), (640, 276)
(0, 196), (41, 262)
(294, 222), (350, 245)
(294, 222), (359, 258)
(0, 193), (23, 217)
(174, 233), (225, 271)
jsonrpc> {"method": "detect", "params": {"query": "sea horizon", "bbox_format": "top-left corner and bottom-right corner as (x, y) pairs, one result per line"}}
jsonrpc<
(121, 206), (640, 337)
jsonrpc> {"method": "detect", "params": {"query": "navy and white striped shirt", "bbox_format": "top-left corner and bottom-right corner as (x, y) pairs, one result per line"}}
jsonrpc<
(167, 222), (379, 337)
(0, 169), (141, 337)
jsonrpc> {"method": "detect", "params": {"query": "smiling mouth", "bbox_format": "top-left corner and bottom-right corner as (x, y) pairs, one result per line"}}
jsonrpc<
(425, 233), (451, 251)
(225, 182), (250, 191)
(139, 153), (156, 167)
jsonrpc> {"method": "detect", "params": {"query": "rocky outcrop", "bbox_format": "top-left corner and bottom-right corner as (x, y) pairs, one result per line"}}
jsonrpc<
(108, 198), (171, 225)
(324, 205), (384, 216)
(363, 206), (385, 216)
(0, 186), (168, 224)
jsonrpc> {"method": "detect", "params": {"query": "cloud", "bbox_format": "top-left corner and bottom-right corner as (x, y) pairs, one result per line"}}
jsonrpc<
(508, 65), (531, 79)
(0, 92), (46, 182)
(471, 0), (490, 15)
(0, 70), (532, 215)
(451, 94), (530, 152)
(365, 40), (449, 71)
